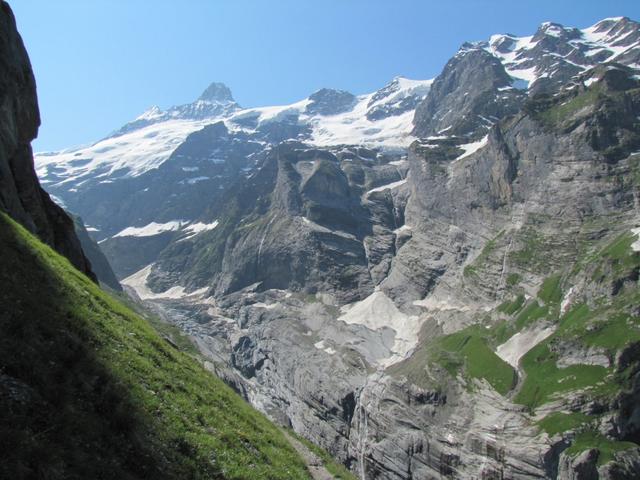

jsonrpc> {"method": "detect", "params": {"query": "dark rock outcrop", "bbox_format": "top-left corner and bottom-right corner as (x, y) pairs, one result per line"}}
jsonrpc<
(306, 88), (357, 116)
(0, 1), (94, 280)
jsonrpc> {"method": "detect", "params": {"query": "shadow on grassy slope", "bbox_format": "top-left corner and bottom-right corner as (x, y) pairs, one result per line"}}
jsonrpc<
(0, 213), (310, 480)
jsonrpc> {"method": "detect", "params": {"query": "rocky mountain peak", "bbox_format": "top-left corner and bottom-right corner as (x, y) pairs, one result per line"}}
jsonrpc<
(198, 82), (235, 104)
(412, 45), (520, 138)
(306, 88), (356, 116)
(532, 21), (581, 41)
(488, 34), (518, 54)
(592, 16), (632, 33)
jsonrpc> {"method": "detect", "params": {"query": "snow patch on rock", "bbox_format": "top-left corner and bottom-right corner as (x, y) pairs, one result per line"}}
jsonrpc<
(366, 178), (407, 195)
(496, 325), (556, 368)
(181, 220), (219, 240)
(631, 227), (640, 252)
(122, 264), (208, 301)
(454, 136), (489, 161)
(338, 290), (421, 366)
(114, 220), (187, 238)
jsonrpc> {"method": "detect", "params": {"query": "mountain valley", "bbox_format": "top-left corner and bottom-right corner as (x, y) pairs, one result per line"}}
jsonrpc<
(3, 3), (640, 478)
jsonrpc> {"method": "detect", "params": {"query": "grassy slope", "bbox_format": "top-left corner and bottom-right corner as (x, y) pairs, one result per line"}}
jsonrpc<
(0, 213), (310, 480)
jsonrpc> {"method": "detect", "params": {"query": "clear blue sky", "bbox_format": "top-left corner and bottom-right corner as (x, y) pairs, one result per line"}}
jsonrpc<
(10, 0), (640, 152)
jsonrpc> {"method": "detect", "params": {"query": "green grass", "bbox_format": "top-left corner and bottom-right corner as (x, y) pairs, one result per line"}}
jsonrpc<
(558, 299), (640, 351)
(537, 412), (591, 437)
(508, 227), (546, 269)
(565, 430), (637, 466)
(514, 342), (609, 410)
(0, 213), (310, 480)
(115, 292), (200, 356)
(288, 430), (357, 480)
(600, 232), (637, 260)
(537, 84), (603, 127)
(497, 294), (525, 315)
(538, 274), (563, 304)
(512, 295), (625, 412)
(433, 327), (517, 395)
(387, 324), (517, 395)
(514, 301), (549, 331)
(506, 272), (521, 287)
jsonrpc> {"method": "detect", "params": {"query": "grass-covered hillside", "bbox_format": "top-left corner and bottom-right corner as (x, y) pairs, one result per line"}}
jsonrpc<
(0, 212), (310, 480)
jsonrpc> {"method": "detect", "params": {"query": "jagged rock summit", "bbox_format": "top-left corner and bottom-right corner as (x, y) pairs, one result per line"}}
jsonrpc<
(198, 81), (235, 103)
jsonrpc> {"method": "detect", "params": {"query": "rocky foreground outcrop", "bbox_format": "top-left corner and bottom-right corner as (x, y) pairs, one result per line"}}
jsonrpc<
(0, 1), (94, 278)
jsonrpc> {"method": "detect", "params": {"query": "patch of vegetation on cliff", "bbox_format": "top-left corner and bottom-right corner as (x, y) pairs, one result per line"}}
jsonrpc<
(537, 411), (591, 437)
(565, 430), (637, 466)
(462, 231), (504, 278)
(0, 213), (310, 480)
(497, 294), (525, 315)
(536, 84), (604, 128)
(431, 326), (517, 395)
(514, 341), (610, 409)
(513, 232), (640, 411)
(538, 274), (563, 304)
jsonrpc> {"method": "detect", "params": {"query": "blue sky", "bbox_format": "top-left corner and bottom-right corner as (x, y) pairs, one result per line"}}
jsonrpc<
(11, 0), (640, 152)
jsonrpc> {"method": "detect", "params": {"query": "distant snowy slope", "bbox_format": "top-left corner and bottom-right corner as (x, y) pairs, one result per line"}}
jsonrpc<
(36, 118), (218, 185)
(35, 77), (433, 188)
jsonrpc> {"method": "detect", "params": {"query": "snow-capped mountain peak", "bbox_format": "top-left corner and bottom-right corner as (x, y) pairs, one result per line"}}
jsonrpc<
(108, 82), (239, 139)
(483, 16), (640, 92)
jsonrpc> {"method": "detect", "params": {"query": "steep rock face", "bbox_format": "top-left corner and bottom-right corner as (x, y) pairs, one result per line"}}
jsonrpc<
(0, 1), (94, 279)
(345, 68), (640, 479)
(412, 46), (524, 139)
(146, 143), (409, 303)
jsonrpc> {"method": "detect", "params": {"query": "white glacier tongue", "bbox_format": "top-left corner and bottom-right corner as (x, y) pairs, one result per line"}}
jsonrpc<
(121, 264), (209, 301)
